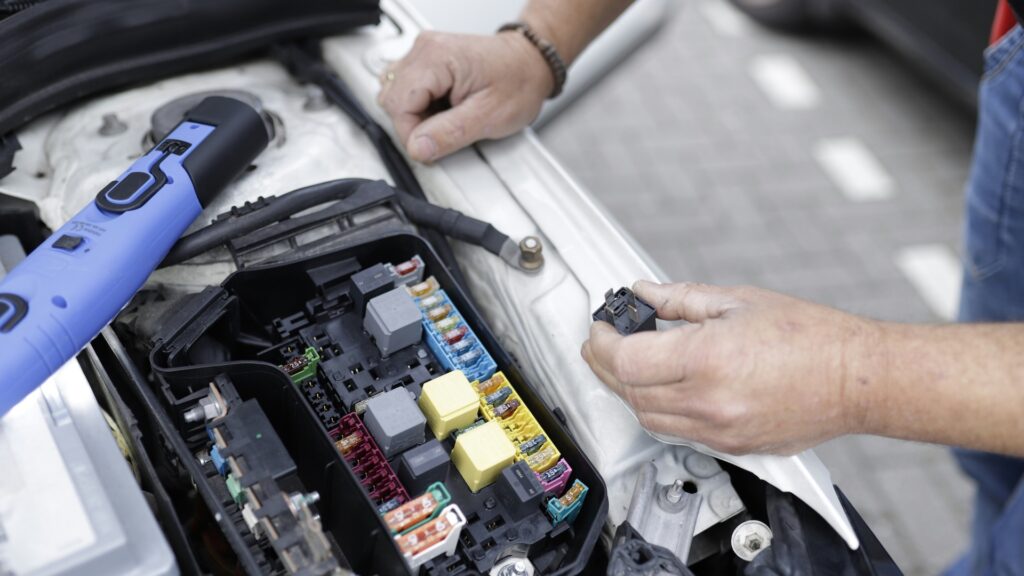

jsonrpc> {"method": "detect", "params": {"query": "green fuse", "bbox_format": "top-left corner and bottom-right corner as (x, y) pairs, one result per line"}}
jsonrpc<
(282, 347), (320, 384)
(226, 474), (246, 505)
(546, 479), (588, 525)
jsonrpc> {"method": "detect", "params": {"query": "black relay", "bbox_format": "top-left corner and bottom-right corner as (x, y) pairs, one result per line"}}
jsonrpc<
(592, 287), (657, 335)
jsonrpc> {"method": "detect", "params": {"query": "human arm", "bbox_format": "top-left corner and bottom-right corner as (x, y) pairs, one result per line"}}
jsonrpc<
(581, 280), (1024, 457)
(377, 0), (633, 162)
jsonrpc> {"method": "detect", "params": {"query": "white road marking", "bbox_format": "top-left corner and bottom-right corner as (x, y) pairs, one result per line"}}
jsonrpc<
(749, 54), (821, 109)
(895, 244), (962, 321)
(813, 137), (895, 201)
(699, 0), (752, 37)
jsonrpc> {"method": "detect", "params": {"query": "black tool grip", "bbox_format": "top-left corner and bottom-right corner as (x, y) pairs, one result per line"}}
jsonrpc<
(182, 96), (271, 207)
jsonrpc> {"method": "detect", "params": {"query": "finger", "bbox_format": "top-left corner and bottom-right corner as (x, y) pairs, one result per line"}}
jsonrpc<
(379, 65), (453, 146)
(586, 321), (698, 386)
(405, 93), (492, 162)
(632, 280), (740, 323)
(581, 340), (646, 409)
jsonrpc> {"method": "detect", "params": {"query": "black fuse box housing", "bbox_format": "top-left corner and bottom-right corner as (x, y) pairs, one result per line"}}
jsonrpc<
(146, 233), (608, 576)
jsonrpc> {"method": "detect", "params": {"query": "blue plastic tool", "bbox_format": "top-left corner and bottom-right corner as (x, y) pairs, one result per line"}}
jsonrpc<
(0, 96), (268, 415)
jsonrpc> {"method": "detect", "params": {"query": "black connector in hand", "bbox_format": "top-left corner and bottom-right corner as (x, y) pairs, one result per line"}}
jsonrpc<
(592, 287), (657, 335)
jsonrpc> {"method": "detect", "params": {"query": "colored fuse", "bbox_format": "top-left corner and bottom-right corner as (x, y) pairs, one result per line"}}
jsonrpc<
(525, 446), (557, 470)
(427, 305), (452, 322)
(519, 434), (547, 455)
(281, 355), (308, 376)
(442, 326), (469, 345)
(537, 460), (569, 484)
(447, 339), (473, 355)
(476, 375), (505, 395)
(408, 278), (439, 298)
(225, 474), (245, 505)
(457, 349), (483, 365)
(493, 399), (521, 419)
(281, 347), (320, 383)
(434, 316), (459, 332)
(419, 294), (443, 309)
(451, 419), (486, 439)
(546, 479), (589, 525)
(396, 511), (454, 555)
(483, 387), (512, 406)
(383, 483), (451, 534)
(378, 497), (403, 515)
(395, 259), (420, 277)
(335, 433), (362, 456)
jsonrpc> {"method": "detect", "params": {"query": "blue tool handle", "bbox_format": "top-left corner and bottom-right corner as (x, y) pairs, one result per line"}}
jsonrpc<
(0, 96), (268, 415)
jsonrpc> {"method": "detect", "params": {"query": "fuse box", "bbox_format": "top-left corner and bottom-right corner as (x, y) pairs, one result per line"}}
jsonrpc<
(147, 233), (606, 576)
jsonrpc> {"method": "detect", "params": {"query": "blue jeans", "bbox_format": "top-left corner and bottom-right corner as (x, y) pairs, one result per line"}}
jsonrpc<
(947, 24), (1024, 576)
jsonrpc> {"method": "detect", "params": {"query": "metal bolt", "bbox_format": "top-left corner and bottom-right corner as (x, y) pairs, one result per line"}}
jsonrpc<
(99, 113), (128, 136)
(744, 534), (763, 551)
(666, 479), (685, 503)
(518, 236), (544, 270)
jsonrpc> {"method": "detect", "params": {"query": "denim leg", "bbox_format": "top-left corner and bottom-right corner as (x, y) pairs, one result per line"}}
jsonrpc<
(947, 24), (1024, 576)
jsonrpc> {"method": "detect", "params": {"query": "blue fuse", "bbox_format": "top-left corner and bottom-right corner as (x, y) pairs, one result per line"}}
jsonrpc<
(519, 434), (547, 455)
(378, 497), (403, 515)
(210, 445), (229, 476)
(546, 479), (588, 525)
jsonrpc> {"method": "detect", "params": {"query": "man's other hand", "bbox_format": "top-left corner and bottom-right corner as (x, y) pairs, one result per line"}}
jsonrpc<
(582, 280), (885, 456)
(378, 31), (553, 163)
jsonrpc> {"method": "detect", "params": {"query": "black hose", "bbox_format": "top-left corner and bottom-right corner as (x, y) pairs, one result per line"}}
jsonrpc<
(162, 178), (376, 267)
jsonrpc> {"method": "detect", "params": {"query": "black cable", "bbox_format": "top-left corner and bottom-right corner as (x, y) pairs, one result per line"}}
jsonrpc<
(396, 193), (508, 256)
(274, 41), (478, 290)
(161, 178), (375, 267)
(162, 178), (511, 268)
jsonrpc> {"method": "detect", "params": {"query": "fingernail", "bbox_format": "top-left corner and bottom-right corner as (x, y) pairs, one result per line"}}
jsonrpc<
(410, 135), (437, 162)
(632, 279), (654, 292)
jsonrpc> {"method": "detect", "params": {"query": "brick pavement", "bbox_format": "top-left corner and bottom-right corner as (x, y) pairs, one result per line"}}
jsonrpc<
(539, 2), (976, 574)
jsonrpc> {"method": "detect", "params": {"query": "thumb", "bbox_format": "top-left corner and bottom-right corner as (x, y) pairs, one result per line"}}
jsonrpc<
(632, 280), (739, 323)
(406, 93), (492, 163)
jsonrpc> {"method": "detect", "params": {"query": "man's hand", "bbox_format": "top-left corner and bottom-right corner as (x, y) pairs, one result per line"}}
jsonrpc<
(581, 281), (886, 456)
(377, 31), (553, 163)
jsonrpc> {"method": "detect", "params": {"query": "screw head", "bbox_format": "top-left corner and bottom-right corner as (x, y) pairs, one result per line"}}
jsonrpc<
(518, 236), (544, 270)
(731, 520), (773, 561)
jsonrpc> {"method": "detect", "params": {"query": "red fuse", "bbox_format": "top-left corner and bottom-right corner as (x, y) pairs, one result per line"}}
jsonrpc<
(443, 326), (468, 345)
(395, 259), (419, 277)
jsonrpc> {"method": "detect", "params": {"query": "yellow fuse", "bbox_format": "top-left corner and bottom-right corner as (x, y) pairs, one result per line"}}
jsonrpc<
(475, 373), (507, 396)
(524, 445), (560, 472)
(451, 421), (515, 492)
(426, 305), (452, 322)
(419, 371), (480, 440)
(408, 277), (440, 298)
